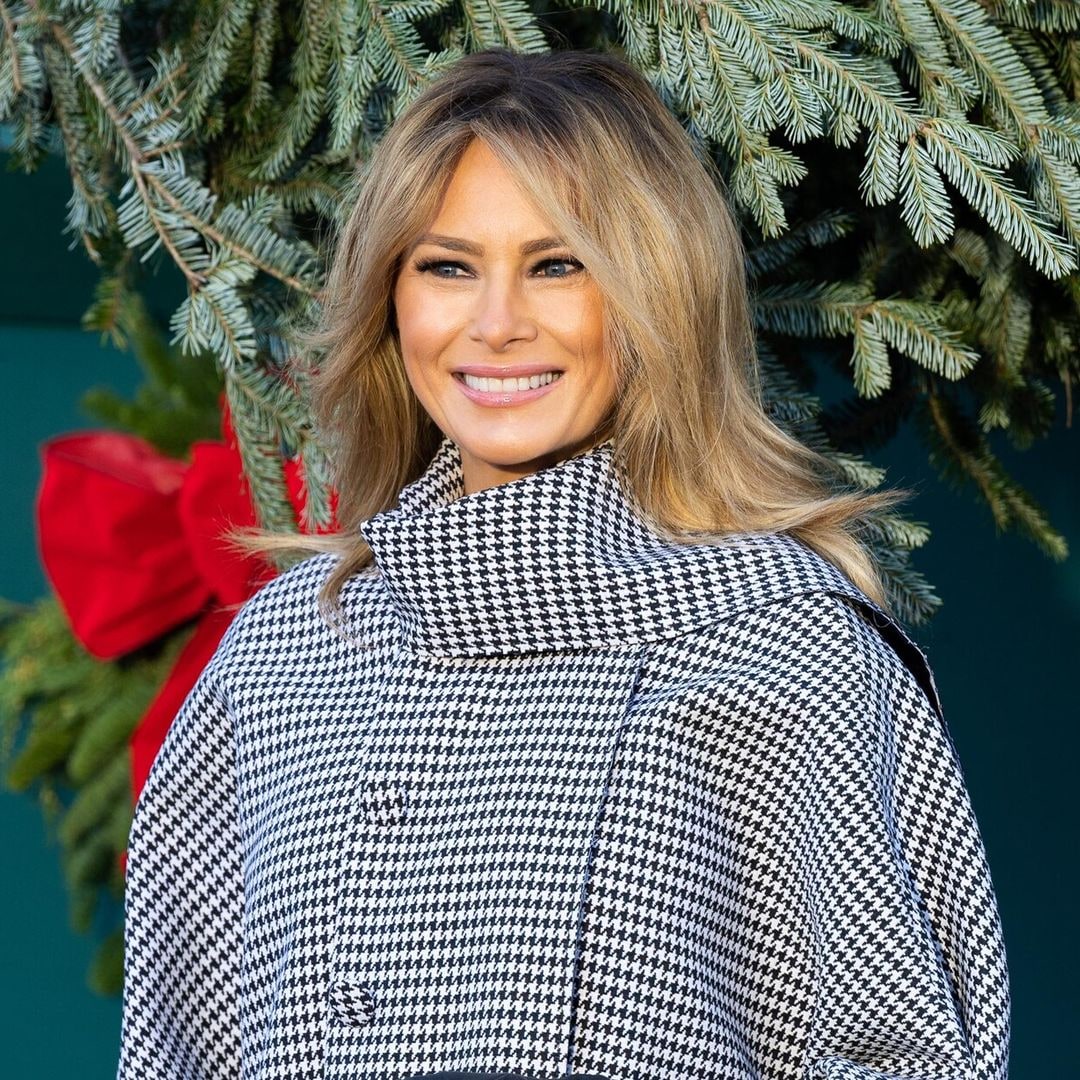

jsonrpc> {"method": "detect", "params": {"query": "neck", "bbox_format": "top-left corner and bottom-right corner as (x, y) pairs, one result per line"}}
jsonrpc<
(459, 432), (614, 496)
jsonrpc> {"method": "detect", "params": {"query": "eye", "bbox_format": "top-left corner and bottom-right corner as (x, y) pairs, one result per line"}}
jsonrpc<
(535, 257), (584, 279)
(412, 256), (585, 280)
(413, 258), (468, 279)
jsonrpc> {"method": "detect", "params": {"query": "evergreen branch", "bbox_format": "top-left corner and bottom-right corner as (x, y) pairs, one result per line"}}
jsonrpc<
(224, 364), (300, 536)
(871, 298), (979, 379)
(869, 534), (943, 626)
(828, 103), (861, 146)
(240, 0), (282, 131)
(39, 40), (111, 238)
(825, 1), (906, 53)
(298, 437), (335, 529)
(920, 121), (1078, 275)
(703, 0), (795, 82)
(226, 355), (314, 450)
(881, 0), (979, 116)
(745, 207), (856, 275)
(1026, 143), (1080, 247)
(851, 313), (893, 395)
(926, 0), (1049, 138)
(991, 0), (1080, 33)
(689, 4), (797, 232)
(183, 0), (255, 130)
(824, 449), (889, 489)
(39, 21), (206, 282)
(65, 0), (118, 77)
(947, 226), (992, 277)
(27, 20), (298, 310)
(729, 147), (785, 222)
(461, 0), (547, 52)
(367, 0), (432, 100)
(57, 752), (128, 850)
(252, 0), (334, 180)
(899, 134), (955, 243)
(326, 0), (374, 155)
(755, 281), (978, 385)
(755, 279), (871, 337)
(1008, 25), (1078, 116)
(0, 1), (52, 166)
(168, 247), (260, 366)
(660, 5), (750, 154)
(860, 122), (902, 204)
(1027, 116), (1080, 168)
(923, 390), (1069, 557)
(972, 238), (1032, 392)
(767, 56), (831, 143)
(792, 36), (923, 136)
(0, 0), (32, 104)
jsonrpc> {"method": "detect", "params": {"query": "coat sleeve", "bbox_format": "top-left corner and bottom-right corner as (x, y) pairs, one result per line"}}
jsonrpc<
(797, 596), (1010, 1080)
(116, 658), (244, 1080)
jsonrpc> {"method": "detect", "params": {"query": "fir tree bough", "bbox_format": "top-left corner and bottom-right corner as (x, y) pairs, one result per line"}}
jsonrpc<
(0, 592), (195, 995)
(3, 0), (1076, 595)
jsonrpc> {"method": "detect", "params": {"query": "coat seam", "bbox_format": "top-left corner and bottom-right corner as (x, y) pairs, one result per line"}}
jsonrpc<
(562, 640), (651, 1077)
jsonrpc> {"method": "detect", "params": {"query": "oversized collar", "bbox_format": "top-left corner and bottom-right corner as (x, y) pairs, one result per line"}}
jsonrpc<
(355, 434), (888, 660)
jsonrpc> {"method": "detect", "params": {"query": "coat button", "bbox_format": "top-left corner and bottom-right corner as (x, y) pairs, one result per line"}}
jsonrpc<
(328, 979), (375, 1026)
(362, 775), (410, 826)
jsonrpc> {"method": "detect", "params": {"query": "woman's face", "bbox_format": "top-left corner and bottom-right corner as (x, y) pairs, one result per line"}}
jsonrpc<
(392, 139), (618, 495)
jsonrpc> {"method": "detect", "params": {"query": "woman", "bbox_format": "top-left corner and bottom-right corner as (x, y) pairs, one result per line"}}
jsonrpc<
(116, 47), (1010, 1080)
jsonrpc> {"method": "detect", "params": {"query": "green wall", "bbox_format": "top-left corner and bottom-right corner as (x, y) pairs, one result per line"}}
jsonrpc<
(2, 150), (1076, 1078)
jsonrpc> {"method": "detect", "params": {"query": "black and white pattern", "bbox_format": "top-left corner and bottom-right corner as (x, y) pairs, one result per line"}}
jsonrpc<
(116, 435), (1010, 1080)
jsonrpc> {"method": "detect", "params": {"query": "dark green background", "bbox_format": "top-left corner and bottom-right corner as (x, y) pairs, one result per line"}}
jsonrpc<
(2, 149), (1076, 1077)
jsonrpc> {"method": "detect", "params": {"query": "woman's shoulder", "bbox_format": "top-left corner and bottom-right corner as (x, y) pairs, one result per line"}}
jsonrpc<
(231, 549), (340, 618)
(207, 550), (380, 669)
(647, 583), (943, 728)
(683, 530), (943, 721)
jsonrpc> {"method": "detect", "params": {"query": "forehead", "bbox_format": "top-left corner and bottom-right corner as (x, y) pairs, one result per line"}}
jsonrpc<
(425, 140), (555, 240)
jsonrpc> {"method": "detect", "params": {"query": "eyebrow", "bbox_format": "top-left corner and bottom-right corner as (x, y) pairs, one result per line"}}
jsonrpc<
(410, 233), (567, 257)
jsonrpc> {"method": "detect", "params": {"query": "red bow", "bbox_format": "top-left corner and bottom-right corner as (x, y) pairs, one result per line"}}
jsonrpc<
(34, 397), (338, 805)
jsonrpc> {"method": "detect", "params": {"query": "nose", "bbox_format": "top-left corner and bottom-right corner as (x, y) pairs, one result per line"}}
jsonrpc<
(468, 272), (538, 351)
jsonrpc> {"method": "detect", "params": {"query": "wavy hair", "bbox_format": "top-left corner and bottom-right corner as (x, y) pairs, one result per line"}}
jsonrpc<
(229, 46), (914, 627)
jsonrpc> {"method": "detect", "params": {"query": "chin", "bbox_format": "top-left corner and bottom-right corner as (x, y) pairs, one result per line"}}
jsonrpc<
(453, 424), (587, 472)
(452, 417), (538, 447)
(463, 437), (559, 468)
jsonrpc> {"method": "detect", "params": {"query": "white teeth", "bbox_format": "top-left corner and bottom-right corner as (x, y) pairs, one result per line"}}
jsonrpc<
(462, 371), (562, 392)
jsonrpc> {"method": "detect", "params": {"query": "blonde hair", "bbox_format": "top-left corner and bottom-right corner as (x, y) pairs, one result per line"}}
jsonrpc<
(229, 46), (914, 627)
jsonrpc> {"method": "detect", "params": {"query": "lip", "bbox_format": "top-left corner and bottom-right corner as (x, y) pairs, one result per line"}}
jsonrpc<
(452, 362), (565, 378)
(453, 369), (564, 407)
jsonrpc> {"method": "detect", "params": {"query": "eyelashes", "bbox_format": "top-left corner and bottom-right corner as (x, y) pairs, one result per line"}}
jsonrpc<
(412, 256), (585, 280)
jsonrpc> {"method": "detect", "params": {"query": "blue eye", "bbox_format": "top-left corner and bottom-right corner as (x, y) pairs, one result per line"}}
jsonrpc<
(414, 259), (466, 279)
(536, 257), (584, 278)
(412, 256), (585, 279)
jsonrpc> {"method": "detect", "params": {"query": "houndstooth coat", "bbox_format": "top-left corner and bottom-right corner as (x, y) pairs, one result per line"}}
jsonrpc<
(116, 434), (1010, 1080)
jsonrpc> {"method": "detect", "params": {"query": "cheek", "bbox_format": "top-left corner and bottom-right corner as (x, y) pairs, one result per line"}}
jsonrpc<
(393, 289), (421, 355)
(393, 281), (452, 361)
(574, 290), (608, 368)
(398, 346), (445, 426)
(575, 291), (616, 402)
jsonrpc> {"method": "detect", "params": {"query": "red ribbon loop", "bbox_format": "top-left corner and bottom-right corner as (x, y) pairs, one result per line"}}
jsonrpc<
(34, 402), (338, 804)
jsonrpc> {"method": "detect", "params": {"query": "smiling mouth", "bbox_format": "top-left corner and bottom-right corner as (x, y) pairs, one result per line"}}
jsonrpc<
(454, 371), (564, 392)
